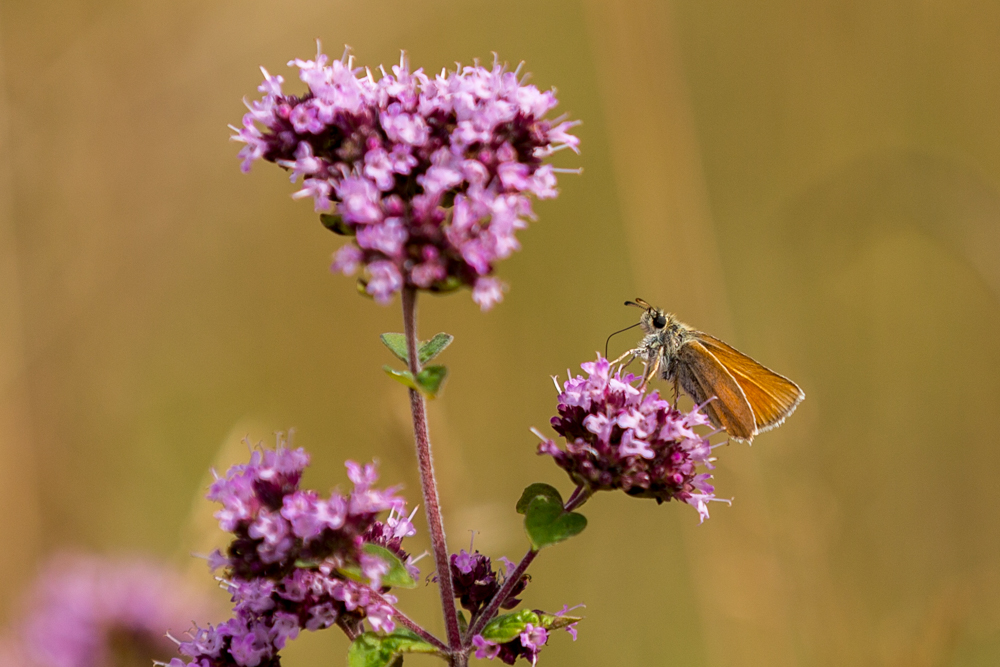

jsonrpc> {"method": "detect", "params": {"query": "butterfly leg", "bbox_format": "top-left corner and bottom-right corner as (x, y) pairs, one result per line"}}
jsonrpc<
(639, 351), (662, 391)
(672, 377), (680, 409)
(610, 348), (637, 368)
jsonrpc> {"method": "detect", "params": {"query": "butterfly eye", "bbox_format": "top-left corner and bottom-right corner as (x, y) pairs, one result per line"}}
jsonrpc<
(653, 313), (667, 328)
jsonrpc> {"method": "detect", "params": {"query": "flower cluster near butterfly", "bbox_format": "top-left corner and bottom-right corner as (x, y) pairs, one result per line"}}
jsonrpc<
(537, 355), (731, 522)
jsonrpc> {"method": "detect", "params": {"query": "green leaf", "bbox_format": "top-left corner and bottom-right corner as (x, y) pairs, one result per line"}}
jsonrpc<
(348, 633), (385, 667)
(457, 610), (469, 636)
(383, 366), (419, 392)
(320, 213), (355, 235)
(414, 365), (448, 398)
(383, 365), (448, 399)
(524, 498), (587, 550)
(384, 629), (438, 654)
(480, 610), (541, 644)
(516, 483), (564, 514)
(418, 333), (454, 365)
(380, 332), (454, 367)
(337, 564), (366, 584)
(348, 630), (439, 667)
(537, 612), (584, 631)
(428, 275), (463, 294)
(380, 333), (410, 363)
(361, 543), (417, 589)
(337, 545), (417, 589)
(516, 483), (587, 550)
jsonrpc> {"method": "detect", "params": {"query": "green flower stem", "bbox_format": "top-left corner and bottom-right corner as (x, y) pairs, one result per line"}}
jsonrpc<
(465, 484), (590, 643)
(367, 589), (450, 653)
(401, 287), (463, 653)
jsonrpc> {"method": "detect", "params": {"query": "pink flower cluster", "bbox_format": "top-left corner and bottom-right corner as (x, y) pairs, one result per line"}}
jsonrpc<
(537, 356), (730, 522)
(231, 46), (579, 309)
(206, 445), (409, 580)
(0, 553), (215, 667)
(170, 441), (416, 667)
(448, 549), (526, 622)
(170, 572), (396, 667)
(473, 623), (549, 666)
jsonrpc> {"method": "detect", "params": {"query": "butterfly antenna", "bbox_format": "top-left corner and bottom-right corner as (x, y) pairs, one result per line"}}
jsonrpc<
(624, 298), (652, 309)
(605, 321), (642, 358)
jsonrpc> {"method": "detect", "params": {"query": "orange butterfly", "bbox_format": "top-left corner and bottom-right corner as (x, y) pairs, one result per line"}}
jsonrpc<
(613, 299), (804, 442)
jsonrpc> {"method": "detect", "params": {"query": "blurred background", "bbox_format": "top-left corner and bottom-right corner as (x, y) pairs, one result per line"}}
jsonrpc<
(2, 0), (1000, 665)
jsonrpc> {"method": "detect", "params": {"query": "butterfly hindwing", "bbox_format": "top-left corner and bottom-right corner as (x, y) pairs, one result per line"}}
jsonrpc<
(693, 332), (804, 432)
(675, 340), (757, 441)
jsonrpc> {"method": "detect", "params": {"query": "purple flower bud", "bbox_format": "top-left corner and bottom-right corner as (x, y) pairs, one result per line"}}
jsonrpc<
(269, 612), (300, 649)
(331, 245), (364, 276)
(519, 623), (548, 652)
(473, 635), (501, 660)
(335, 176), (383, 225)
(444, 550), (529, 620)
(472, 277), (506, 310)
(356, 217), (408, 258)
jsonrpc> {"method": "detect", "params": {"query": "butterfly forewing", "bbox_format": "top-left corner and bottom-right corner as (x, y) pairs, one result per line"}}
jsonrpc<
(693, 332), (805, 432)
(675, 340), (757, 441)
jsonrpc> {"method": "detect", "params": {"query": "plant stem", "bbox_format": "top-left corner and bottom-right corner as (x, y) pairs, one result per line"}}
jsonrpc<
(465, 484), (590, 643)
(335, 616), (361, 641)
(466, 547), (537, 642)
(563, 484), (592, 511)
(401, 287), (463, 651)
(368, 589), (450, 653)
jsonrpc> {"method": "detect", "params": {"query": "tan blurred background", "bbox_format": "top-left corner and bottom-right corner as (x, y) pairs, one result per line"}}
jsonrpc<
(2, 0), (1000, 665)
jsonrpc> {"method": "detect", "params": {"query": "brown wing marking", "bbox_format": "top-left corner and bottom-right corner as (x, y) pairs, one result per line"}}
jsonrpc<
(676, 340), (757, 441)
(693, 333), (804, 433)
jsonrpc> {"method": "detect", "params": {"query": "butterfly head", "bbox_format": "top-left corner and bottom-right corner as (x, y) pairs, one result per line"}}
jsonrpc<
(625, 298), (668, 333)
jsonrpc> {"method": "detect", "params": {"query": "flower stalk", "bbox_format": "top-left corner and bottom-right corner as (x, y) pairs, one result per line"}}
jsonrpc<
(465, 484), (588, 642)
(368, 589), (449, 653)
(401, 287), (463, 651)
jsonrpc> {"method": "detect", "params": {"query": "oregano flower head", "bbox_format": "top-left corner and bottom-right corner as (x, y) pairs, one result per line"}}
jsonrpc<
(537, 355), (731, 522)
(231, 45), (580, 310)
(170, 438), (418, 667)
(447, 549), (528, 621)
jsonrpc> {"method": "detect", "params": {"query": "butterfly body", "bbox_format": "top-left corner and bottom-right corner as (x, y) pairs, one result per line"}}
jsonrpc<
(634, 308), (691, 380)
(619, 299), (804, 442)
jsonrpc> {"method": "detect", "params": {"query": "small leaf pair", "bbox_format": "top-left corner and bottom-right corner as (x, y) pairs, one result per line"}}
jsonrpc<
(381, 332), (453, 366)
(516, 484), (587, 550)
(381, 333), (453, 399)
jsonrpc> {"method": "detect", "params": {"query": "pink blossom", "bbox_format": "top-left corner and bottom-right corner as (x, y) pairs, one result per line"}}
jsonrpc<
(171, 439), (413, 667)
(471, 277), (506, 311)
(233, 48), (580, 307)
(538, 355), (728, 517)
